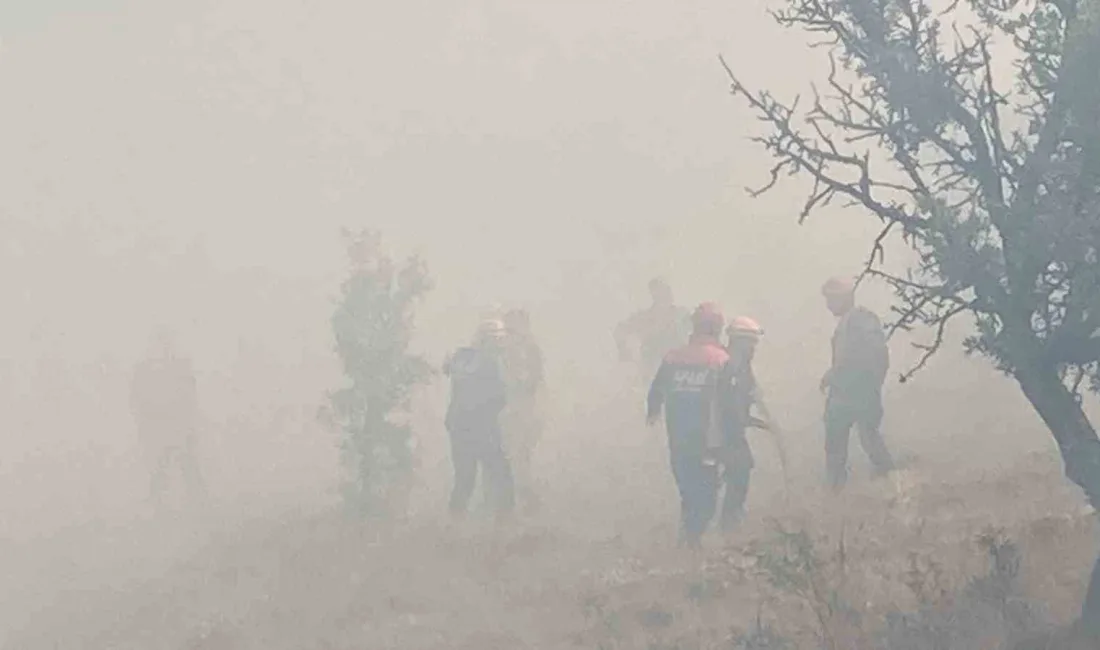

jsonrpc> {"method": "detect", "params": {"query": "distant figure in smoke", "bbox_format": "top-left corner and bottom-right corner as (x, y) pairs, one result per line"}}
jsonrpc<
(819, 276), (895, 490)
(615, 278), (692, 390)
(443, 319), (515, 520)
(647, 303), (729, 549)
(129, 328), (206, 506)
(499, 307), (545, 513)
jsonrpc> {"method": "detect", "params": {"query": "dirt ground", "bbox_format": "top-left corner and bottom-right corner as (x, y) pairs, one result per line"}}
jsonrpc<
(2, 388), (1097, 650)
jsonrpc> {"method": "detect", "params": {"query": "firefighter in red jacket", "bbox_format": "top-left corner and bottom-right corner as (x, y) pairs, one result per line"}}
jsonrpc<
(646, 302), (729, 549)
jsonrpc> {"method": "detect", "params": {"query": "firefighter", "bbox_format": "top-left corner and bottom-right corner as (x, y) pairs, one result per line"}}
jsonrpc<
(499, 307), (545, 513)
(129, 328), (206, 506)
(712, 316), (769, 533)
(443, 319), (516, 519)
(647, 302), (729, 549)
(616, 278), (692, 390)
(820, 276), (896, 489)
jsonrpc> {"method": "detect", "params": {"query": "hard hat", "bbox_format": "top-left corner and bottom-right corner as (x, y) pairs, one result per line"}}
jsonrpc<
(692, 302), (725, 334)
(822, 276), (857, 297)
(727, 316), (764, 339)
(476, 319), (506, 341)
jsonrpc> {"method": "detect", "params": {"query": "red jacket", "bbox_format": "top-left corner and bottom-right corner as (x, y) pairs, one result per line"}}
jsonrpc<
(647, 335), (730, 442)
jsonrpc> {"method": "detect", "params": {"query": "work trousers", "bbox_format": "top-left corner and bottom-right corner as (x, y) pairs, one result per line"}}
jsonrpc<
(448, 423), (516, 516)
(711, 434), (754, 531)
(668, 438), (712, 547)
(824, 388), (895, 489)
(500, 396), (542, 511)
(144, 432), (206, 505)
(668, 431), (755, 545)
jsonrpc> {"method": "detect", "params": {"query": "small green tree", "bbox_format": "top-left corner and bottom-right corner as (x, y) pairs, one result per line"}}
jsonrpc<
(325, 228), (433, 517)
(723, 0), (1100, 630)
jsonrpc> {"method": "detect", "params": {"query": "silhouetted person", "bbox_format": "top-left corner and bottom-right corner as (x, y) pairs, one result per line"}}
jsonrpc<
(129, 329), (206, 506)
(819, 276), (895, 490)
(711, 316), (769, 533)
(500, 307), (545, 513)
(444, 319), (515, 519)
(647, 303), (729, 549)
(616, 278), (692, 389)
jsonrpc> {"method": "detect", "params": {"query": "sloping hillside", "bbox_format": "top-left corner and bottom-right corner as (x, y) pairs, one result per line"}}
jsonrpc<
(6, 425), (1095, 650)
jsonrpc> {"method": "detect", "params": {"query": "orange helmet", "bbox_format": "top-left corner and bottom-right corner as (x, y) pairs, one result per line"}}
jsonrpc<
(822, 276), (857, 297)
(727, 316), (764, 339)
(692, 302), (725, 335)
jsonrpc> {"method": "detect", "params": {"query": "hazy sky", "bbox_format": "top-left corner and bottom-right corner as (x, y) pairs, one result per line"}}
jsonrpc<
(0, 0), (912, 458)
(0, 0), (1060, 552)
(0, 0), (929, 404)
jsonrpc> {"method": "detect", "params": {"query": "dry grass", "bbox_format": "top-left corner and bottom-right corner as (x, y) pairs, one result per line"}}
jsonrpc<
(570, 460), (1097, 650)
(5, 399), (1098, 650)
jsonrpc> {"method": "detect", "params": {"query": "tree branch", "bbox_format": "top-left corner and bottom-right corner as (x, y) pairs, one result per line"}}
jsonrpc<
(898, 302), (972, 383)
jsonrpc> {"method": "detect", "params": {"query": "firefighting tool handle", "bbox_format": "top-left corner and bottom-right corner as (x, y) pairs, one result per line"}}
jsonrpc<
(752, 395), (792, 503)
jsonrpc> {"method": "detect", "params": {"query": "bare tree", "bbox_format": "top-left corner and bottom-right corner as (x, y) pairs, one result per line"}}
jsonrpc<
(723, 0), (1100, 630)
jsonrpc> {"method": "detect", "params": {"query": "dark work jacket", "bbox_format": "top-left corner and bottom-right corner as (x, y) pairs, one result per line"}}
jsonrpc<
(716, 353), (757, 445)
(444, 346), (507, 432)
(830, 306), (889, 396)
(647, 335), (731, 449)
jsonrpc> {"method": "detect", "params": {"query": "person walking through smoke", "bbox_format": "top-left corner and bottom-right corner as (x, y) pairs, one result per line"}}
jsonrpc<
(709, 315), (770, 533)
(499, 307), (545, 514)
(129, 328), (206, 507)
(647, 302), (729, 549)
(443, 319), (516, 520)
(819, 276), (896, 490)
(616, 278), (692, 391)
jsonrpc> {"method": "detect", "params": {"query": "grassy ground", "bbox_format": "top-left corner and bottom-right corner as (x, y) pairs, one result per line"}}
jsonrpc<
(4, 394), (1098, 649)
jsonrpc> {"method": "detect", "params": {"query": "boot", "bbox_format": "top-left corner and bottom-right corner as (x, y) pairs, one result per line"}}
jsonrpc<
(719, 508), (744, 534)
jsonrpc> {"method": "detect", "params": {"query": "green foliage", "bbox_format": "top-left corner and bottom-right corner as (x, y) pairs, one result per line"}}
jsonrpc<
(723, 0), (1100, 384)
(724, 0), (1100, 622)
(325, 228), (433, 517)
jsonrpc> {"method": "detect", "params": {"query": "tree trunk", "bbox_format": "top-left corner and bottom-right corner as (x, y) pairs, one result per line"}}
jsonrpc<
(1085, 557), (1100, 636)
(1014, 363), (1100, 631)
